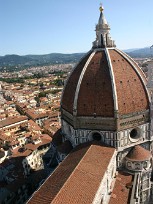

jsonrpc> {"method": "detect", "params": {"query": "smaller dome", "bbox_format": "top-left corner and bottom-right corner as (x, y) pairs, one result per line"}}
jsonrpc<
(126, 145), (151, 161)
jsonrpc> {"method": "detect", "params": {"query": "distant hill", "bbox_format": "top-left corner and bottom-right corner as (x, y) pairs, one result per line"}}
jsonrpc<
(123, 48), (140, 53)
(0, 53), (85, 71)
(0, 47), (152, 71)
(127, 47), (153, 58)
(26, 53), (85, 64)
(0, 54), (33, 66)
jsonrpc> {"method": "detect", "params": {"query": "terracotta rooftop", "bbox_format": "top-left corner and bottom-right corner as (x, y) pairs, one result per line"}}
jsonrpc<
(109, 172), (133, 204)
(44, 122), (60, 136)
(25, 143), (41, 151)
(28, 120), (42, 131)
(125, 145), (151, 161)
(24, 135), (51, 151)
(26, 110), (48, 120)
(10, 140), (19, 146)
(11, 147), (32, 157)
(27, 142), (115, 204)
(0, 116), (28, 128)
(40, 134), (52, 141)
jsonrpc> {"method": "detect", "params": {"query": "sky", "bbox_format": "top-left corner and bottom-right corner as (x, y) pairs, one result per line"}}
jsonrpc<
(0, 0), (153, 56)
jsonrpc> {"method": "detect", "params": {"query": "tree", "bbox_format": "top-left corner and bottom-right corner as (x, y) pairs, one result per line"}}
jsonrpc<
(34, 96), (40, 103)
(38, 92), (46, 98)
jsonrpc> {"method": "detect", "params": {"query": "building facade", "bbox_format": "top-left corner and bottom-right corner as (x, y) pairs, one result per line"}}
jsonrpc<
(28, 5), (153, 204)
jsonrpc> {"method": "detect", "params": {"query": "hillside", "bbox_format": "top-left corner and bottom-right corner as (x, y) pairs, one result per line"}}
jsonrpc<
(127, 47), (153, 58)
(0, 53), (85, 71)
(0, 47), (152, 71)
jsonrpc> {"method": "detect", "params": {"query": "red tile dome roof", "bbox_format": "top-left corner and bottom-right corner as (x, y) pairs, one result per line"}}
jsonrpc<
(125, 145), (151, 161)
(61, 48), (149, 130)
(60, 5), (150, 131)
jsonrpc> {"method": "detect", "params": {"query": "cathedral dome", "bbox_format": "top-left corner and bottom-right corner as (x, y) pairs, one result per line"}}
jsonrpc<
(61, 6), (150, 132)
(125, 145), (151, 161)
(125, 145), (151, 172)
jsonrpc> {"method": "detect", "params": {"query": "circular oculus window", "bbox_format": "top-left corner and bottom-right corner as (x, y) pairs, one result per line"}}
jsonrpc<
(129, 128), (141, 142)
(92, 132), (101, 141)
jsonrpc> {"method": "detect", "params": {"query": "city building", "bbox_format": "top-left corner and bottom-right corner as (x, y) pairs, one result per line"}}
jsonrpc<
(27, 5), (153, 204)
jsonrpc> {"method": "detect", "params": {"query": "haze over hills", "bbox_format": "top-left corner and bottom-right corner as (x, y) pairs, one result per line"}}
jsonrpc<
(0, 47), (152, 71)
(124, 47), (153, 58)
(123, 48), (140, 53)
(0, 53), (84, 67)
